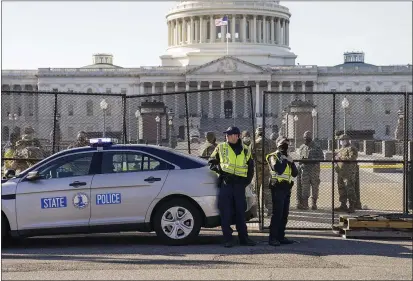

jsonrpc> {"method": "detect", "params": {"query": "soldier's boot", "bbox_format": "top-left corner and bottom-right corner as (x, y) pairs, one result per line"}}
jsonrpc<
(334, 204), (348, 212)
(301, 199), (309, 210)
(311, 198), (318, 210)
(347, 203), (355, 213)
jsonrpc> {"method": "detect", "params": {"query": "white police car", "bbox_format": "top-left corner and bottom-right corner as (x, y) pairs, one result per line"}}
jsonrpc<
(2, 138), (257, 245)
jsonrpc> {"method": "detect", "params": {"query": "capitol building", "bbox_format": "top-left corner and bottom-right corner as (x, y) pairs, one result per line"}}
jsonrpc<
(2, 0), (412, 144)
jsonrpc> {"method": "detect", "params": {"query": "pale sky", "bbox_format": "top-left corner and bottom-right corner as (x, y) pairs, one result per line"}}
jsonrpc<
(1, 1), (412, 69)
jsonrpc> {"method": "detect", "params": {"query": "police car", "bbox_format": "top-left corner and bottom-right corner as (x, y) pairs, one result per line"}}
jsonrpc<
(2, 138), (257, 245)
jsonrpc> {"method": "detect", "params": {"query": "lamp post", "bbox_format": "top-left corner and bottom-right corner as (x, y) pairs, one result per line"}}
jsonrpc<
(311, 108), (318, 139)
(218, 32), (238, 55)
(135, 109), (140, 144)
(168, 109), (174, 148)
(293, 115), (298, 150)
(342, 97), (349, 135)
(100, 99), (108, 137)
(8, 113), (18, 141)
(155, 115), (160, 145)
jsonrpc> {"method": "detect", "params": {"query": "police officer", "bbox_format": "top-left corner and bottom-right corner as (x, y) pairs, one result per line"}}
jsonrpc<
(67, 131), (89, 149)
(252, 127), (272, 216)
(297, 131), (324, 210)
(334, 134), (358, 213)
(209, 126), (256, 247)
(198, 131), (217, 158)
(266, 137), (298, 246)
(2, 133), (19, 176)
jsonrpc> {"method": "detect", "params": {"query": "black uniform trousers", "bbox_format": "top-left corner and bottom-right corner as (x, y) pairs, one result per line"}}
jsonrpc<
(218, 182), (248, 242)
(269, 181), (292, 242)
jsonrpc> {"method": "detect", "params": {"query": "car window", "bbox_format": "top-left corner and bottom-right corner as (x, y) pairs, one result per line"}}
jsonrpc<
(102, 151), (173, 174)
(37, 153), (95, 180)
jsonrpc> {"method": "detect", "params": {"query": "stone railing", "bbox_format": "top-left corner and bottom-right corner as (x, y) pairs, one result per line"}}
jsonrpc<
(168, 1), (290, 14)
(1, 70), (38, 77)
(317, 65), (412, 75)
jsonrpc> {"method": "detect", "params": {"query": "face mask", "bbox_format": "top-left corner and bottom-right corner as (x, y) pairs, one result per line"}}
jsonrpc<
(280, 143), (289, 151)
(243, 137), (251, 144)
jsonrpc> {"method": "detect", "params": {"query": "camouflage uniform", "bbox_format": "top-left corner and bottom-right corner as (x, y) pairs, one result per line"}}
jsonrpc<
(241, 130), (252, 148)
(252, 127), (271, 215)
(297, 131), (324, 210)
(335, 134), (358, 213)
(198, 132), (217, 158)
(2, 132), (19, 175)
(12, 127), (44, 173)
(67, 131), (89, 149)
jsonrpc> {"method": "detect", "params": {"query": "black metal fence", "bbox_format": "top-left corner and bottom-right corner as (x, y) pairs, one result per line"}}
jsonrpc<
(261, 91), (412, 230)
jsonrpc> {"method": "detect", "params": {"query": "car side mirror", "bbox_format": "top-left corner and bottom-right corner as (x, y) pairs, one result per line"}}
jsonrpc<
(26, 171), (41, 181)
(4, 169), (16, 179)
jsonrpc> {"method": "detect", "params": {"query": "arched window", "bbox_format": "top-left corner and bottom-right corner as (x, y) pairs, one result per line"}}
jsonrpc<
(87, 88), (93, 93)
(364, 98), (373, 115)
(2, 126), (9, 141)
(224, 100), (233, 119)
(86, 100), (94, 116)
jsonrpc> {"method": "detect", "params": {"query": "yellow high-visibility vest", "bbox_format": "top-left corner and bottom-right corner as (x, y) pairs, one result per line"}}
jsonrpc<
(217, 142), (251, 178)
(266, 151), (292, 183)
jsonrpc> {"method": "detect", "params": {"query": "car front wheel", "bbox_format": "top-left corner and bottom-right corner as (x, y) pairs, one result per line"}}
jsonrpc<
(153, 198), (202, 245)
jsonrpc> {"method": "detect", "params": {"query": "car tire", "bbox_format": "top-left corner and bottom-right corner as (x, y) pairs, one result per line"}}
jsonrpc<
(153, 198), (202, 246)
(1, 215), (11, 248)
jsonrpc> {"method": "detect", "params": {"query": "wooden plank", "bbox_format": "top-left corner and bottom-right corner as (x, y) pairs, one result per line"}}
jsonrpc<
(346, 218), (413, 229)
(342, 229), (413, 239)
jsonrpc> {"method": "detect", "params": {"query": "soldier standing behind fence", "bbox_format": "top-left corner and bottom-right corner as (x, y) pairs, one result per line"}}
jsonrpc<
(67, 131), (89, 149)
(241, 130), (252, 148)
(3, 133), (19, 175)
(198, 131), (217, 158)
(334, 134), (358, 213)
(12, 127), (44, 173)
(252, 127), (272, 216)
(297, 131), (324, 210)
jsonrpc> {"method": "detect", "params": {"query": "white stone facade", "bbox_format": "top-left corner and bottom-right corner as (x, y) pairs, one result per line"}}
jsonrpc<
(1, 1), (412, 143)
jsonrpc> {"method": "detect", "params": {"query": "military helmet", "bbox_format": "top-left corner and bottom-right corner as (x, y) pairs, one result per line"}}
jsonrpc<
(23, 127), (35, 135)
(205, 131), (216, 142)
(276, 136), (290, 147)
(303, 131), (313, 139)
(338, 134), (350, 140)
(241, 130), (251, 138)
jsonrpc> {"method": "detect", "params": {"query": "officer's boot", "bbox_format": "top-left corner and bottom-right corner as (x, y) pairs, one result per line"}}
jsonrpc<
(348, 202), (355, 213)
(311, 198), (318, 210)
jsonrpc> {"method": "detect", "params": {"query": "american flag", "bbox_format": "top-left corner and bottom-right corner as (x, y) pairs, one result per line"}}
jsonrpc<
(215, 16), (228, 26)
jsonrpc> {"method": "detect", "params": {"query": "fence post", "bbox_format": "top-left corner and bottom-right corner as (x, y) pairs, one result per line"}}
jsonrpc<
(261, 91), (267, 230)
(184, 93), (191, 154)
(331, 93), (336, 226)
(122, 95), (127, 144)
(52, 93), (58, 155)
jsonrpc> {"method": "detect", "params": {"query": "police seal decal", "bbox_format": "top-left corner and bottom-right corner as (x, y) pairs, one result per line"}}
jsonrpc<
(73, 192), (89, 209)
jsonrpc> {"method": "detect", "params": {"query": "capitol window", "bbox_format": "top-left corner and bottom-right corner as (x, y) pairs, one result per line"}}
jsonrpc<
(87, 88), (93, 93)
(224, 100), (233, 119)
(86, 100), (94, 116)
(364, 98), (373, 115)
(68, 103), (74, 116)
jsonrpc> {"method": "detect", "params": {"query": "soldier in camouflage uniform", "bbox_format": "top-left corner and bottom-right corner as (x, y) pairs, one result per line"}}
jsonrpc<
(269, 132), (278, 153)
(334, 134), (358, 213)
(297, 131), (324, 210)
(241, 130), (252, 148)
(198, 131), (217, 158)
(2, 133), (19, 176)
(67, 131), (89, 149)
(12, 127), (44, 173)
(252, 127), (272, 215)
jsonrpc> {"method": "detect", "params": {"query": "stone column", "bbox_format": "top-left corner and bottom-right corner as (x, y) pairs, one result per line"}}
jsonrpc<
(257, 19), (262, 43)
(220, 81), (225, 118)
(199, 17), (203, 43)
(208, 81), (214, 118)
(195, 19), (199, 43)
(262, 16), (266, 43)
(244, 81), (249, 118)
(190, 17), (194, 44)
(232, 81), (237, 117)
(178, 20), (182, 45)
(140, 82), (144, 95)
(270, 17), (274, 43)
(278, 82), (283, 115)
(290, 81), (294, 92)
(210, 15), (215, 43)
(267, 81), (272, 115)
(174, 82), (179, 115)
(182, 18), (187, 44)
(286, 20), (289, 46)
(253, 15), (257, 43)
(197, 81), (202, 114)
(167, 21), (171, 46)
(221, 19), (225, 42)
(174, 19), (178, 45)
(255, 81), (260, 116)
(313, 82), (318, 92)
(231, 15), (236, 42)
(185, 81), (190, 91)
(283, 19), (286, 45)
(302, 81), (306, 92)
(276, 18), (281, 44)
(152, 83), (156, 94)
(242, 15), (247, 43)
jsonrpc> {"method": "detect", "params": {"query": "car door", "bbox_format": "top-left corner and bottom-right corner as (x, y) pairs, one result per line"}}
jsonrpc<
(89, 150), (172, 226)
(15, 152), (97, 231)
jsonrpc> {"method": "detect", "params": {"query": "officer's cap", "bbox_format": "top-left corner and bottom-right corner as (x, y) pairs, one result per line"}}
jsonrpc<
(303, 131), (313, 139)
(223, 126), (241, 135)
(276, 136), (290, 147)
(241, 130), (251, 138)
(339, 134), (350, 140)
(255, 127), (263, 134)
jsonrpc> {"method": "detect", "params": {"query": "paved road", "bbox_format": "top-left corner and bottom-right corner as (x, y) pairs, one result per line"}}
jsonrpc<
(2, 230), (412, 280)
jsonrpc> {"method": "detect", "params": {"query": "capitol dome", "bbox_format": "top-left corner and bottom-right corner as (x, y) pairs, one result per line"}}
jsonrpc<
(161, 0), (296, 66)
